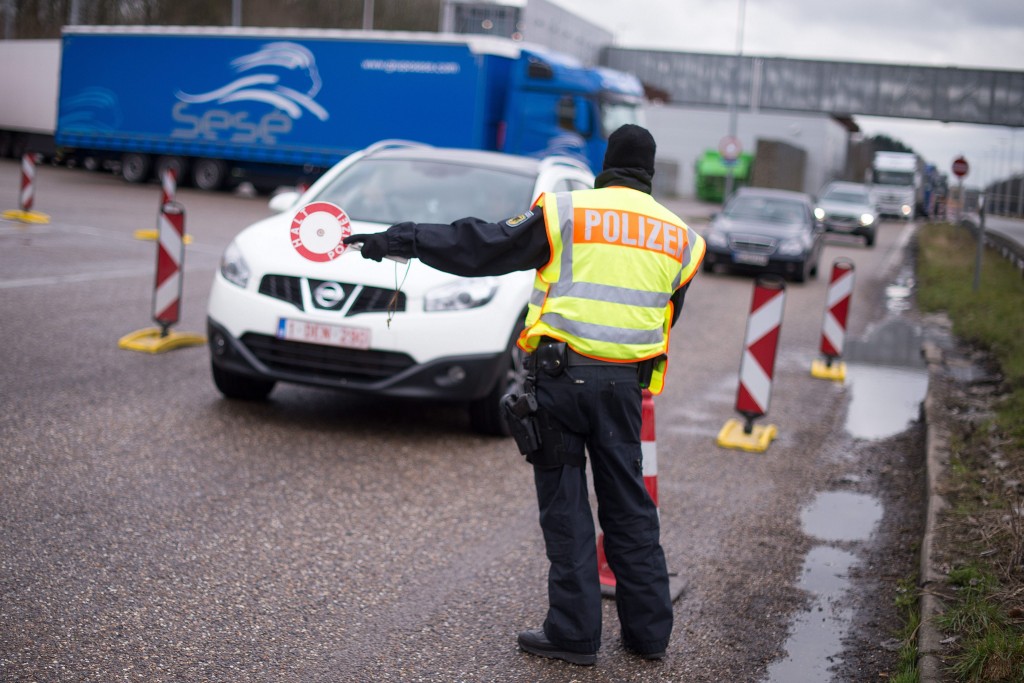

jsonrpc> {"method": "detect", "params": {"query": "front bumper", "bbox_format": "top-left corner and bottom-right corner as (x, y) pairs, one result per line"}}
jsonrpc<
(207, 317), (507, 401)
(823, 219), (874, 238)
(704, 245), (808, 278)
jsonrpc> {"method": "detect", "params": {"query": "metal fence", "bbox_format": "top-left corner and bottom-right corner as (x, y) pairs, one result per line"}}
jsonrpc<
(984, 176), (1024, 218)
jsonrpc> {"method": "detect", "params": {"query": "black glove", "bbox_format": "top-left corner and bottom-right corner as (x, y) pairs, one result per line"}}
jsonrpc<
(344, 233), (388, 262)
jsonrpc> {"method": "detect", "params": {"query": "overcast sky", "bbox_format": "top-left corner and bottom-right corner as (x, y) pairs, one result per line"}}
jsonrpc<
(551, 0), (1024, 186)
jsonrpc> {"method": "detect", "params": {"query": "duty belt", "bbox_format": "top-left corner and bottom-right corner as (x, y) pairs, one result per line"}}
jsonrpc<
(537, 337), (637, 367)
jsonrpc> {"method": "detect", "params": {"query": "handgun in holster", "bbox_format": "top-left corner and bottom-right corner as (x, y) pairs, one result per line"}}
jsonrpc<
(501, 391), (541, 456)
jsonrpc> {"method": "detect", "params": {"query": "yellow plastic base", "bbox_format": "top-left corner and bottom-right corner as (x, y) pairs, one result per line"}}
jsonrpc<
(118, 327), (206, 353)
(133, 229), (192, 243)
(3, 208), (50, 224)
(716, 418), (778, 453)
(811, 358), (847, 382)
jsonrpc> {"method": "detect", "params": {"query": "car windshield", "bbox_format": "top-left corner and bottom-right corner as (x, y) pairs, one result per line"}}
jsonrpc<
(824, 189), (869, 204)
(723, 196), (806, 224)
(314, 158), (536, 225)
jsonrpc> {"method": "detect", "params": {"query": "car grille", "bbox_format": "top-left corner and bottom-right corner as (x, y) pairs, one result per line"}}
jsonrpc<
(729, 234), (777, 254)
(258, 274), (406, 315)
(241, 333), (416, 382)
(825, 213), (859, 227)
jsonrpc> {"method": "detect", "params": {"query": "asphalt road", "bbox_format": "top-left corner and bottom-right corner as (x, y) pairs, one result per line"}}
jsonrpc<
(2, 160), (920, 682)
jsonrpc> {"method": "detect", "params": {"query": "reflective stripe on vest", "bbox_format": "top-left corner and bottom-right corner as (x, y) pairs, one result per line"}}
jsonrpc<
(518, 188), (705, 395)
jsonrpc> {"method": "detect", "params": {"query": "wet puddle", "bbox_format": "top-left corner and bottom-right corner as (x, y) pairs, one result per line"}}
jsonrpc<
(844, 364), (928, 440)
(843, 316), (929, 440)
(800, 491), (884, 542)
(765, 492), (883, 682)
(766, 279), (924, 680)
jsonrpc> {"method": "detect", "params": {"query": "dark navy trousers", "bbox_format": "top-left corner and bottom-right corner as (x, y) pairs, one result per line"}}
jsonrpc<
(531, 363), (672, 656)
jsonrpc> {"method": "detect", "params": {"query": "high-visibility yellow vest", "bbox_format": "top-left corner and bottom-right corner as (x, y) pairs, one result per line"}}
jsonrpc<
(517, 187), (705, 394)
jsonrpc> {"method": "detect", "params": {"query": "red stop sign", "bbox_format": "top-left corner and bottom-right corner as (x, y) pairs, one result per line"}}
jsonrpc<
(952, 156), (969, 178)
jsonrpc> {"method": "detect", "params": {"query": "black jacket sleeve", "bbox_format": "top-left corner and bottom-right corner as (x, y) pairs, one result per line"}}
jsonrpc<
(384, 210), (550, 277)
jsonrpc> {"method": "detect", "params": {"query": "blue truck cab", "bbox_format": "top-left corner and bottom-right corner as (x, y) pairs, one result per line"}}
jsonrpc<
(56, 26), (645, 191)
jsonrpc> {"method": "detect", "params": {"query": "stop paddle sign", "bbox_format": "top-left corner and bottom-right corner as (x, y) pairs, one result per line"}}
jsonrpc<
(952, 156), (969, 178)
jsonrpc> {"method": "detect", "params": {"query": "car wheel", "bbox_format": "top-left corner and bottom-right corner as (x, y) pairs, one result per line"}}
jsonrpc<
(211, 362), (275, 401)
(192, 158), (227, 191)
(469, 339), (528, 437)
(121, 153), (152, 183)
(865, 231), (876, 247)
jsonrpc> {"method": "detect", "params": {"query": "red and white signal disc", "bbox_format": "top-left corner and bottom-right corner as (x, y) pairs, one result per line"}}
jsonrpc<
(290, 201), (352, 262)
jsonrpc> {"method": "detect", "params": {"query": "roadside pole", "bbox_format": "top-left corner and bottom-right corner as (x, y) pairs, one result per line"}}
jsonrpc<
(974, 195), (985, 291)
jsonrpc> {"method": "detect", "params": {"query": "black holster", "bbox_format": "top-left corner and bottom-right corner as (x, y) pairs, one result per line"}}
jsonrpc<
(637, 356), (659, 389)
(501, 391), (541, 456)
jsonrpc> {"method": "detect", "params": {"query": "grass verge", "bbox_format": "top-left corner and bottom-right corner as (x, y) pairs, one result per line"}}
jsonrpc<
(915, 222), (1024, 682)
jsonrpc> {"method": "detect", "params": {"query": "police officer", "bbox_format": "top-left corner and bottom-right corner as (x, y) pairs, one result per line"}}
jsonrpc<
(344, 124), (705, 665)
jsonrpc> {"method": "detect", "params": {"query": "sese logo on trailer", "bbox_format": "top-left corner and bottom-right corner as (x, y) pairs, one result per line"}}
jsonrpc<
(171, 41), (330, 145)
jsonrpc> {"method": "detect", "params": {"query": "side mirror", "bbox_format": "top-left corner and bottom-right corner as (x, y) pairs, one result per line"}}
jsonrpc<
(268, 191), (301, 213)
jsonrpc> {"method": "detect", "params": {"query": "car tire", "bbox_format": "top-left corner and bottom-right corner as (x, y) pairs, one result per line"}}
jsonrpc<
(211, 362), (275, 401)
(121, 153), (152, 183)
(865, 231), (876, 247)
(469, 336), (528, 437)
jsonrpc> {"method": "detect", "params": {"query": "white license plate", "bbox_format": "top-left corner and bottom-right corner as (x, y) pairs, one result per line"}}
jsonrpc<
(277, 319), (371, 350)
(734, 252), (769, 266)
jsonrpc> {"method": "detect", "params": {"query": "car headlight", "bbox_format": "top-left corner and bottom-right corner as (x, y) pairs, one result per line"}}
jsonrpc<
(777, 238), (804, 256)
(901, 205), (912, 216)
(220, 239), (251, 288)
(424, 277), (499, 311)
(814, 207), (825, 220)
(860, 213), (875, 226)
(706, 231), (728, 248)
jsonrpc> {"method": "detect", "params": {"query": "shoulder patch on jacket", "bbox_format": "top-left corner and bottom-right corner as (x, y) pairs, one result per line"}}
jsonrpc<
(504, 211), (534, 227)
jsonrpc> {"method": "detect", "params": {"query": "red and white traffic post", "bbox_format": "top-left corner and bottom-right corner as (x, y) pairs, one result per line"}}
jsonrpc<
(3, 152), (50, 223)
(153, 202), (186, 336)
(19, 153), (36, 213)
(160, 166), (177, 208)
(119, 199), (204, 352)
(717, 275), (786, 451)
(812, 258), (855, 381)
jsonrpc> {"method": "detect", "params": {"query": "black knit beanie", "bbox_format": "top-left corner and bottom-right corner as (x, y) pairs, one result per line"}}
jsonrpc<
(602, 124), (656, 175)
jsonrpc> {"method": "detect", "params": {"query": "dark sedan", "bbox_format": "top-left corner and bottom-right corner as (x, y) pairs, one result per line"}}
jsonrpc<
(701, 187), (824, 283)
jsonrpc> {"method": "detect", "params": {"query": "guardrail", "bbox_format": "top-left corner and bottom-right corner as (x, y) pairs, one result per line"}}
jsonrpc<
(958, 211), (1024, 277)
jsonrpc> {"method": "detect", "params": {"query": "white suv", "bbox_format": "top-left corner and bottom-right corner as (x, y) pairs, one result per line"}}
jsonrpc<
(206, 141), (595, 434)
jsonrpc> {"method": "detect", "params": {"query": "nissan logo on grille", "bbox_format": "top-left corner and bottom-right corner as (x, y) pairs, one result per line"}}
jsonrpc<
(313, 280), (346, 310)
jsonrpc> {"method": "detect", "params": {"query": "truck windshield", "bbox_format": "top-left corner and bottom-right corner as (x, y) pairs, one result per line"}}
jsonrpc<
(873, 171), (914, 186)
(315, 158), (535, 225)
(600, 100), (642, 137)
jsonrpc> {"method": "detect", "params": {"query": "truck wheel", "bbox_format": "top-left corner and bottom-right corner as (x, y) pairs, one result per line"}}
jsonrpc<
(469, 339), (528, 437)
(192, 159), (227, 191)
(155, 156), (190, 186)
(121, 153), (152, 183)
(211, 362), (275, 401)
